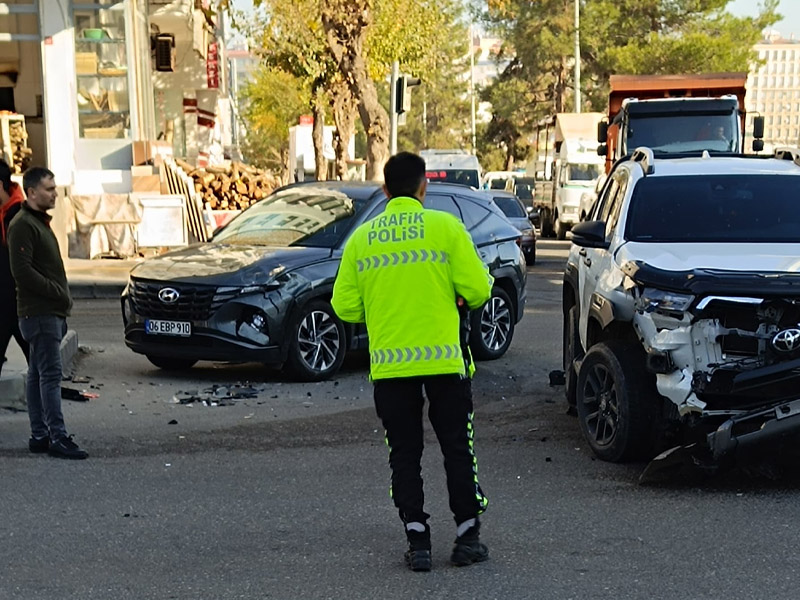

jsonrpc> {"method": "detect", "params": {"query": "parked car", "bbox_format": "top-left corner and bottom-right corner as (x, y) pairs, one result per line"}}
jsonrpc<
(562, 147), (800, 471)
(487, 190), (536, 264)
(122, 182), (527, 381)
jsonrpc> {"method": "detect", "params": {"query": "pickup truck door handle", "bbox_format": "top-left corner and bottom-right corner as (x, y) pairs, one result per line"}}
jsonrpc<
(578, 248), (591, 267)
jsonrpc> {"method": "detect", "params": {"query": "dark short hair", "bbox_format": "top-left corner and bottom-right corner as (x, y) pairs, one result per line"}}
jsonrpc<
(383, 152), (426, 199)
(22, 166), (55, 197)
(0, 160), (10, 193)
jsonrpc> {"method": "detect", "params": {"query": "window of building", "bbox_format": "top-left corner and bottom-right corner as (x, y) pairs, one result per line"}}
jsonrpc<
(73, 1), (130, 139)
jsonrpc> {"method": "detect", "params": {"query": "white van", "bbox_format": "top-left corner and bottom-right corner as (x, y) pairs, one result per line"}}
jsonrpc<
(420, 149), (481, 188)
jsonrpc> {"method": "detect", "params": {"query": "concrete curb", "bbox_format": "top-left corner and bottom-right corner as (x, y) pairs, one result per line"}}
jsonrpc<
(0, 329), (80, 411)
(69, 283), (126, 300)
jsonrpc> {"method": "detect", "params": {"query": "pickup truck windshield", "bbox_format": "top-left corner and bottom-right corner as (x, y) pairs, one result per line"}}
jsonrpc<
(625, 113), (739, 153)
(626, 175), (800, 243)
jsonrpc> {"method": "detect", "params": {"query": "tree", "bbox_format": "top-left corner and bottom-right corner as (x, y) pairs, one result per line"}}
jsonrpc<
(479, 0), (780, 166)
(240, 67), (310, 181)
(242, 0), (334, 180)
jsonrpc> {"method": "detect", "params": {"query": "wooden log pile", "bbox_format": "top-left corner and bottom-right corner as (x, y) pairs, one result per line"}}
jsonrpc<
(175, 158), (279, 211)
(10, 121), (32, 173)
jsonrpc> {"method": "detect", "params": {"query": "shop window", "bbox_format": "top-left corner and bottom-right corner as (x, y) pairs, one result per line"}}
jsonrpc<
(73, 1), (130, 139)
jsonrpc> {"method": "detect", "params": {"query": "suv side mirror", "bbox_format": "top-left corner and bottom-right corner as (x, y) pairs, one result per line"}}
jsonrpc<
(571, 220), (609, 249)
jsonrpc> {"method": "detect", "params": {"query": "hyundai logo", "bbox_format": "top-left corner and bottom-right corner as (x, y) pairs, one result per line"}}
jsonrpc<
(158, 287), (180, 304)
(772, 328), (800, 353)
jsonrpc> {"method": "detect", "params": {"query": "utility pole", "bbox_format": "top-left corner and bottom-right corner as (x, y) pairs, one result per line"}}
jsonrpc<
(390, 60), (399, 155)
(469, 24), (477, 153)
(574, 0), (581, 113)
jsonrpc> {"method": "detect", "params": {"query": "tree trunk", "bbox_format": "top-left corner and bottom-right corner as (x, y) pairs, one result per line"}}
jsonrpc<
(321, 0), (390, 181)
(331, 79), (358, 180)
(312, 86), (326, 180)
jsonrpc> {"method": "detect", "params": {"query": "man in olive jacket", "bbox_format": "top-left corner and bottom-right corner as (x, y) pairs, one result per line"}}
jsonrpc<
(332, 152), (492, 571)
(8, 166), (87, 460)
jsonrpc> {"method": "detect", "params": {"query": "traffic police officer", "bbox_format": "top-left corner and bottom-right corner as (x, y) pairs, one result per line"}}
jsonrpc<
(332, 152), (493, 571)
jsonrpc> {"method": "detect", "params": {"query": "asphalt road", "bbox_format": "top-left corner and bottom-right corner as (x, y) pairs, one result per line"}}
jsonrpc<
(1, 240), (799, 599)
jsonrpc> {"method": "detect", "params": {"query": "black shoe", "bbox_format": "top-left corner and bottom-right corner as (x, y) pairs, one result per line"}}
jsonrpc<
(405, 548), (432, 572)
(405, 525), (432, 572)
(451, 525), (489, 567)
(48, 435), (88, 460)
(28, 436), (50, 454)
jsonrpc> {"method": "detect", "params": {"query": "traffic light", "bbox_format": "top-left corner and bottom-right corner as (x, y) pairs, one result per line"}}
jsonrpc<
(396, 74), (421, 114)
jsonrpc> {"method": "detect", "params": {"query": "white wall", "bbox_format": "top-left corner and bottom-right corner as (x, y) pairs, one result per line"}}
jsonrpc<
(40, 0), (77, 186)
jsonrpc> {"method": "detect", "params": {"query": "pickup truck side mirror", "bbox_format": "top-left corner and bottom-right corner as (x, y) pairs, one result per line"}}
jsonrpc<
(571, 220), (609, 249)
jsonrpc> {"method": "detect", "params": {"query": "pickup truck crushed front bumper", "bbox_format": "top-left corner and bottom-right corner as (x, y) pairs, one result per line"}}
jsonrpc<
(706, 397), (800, 461)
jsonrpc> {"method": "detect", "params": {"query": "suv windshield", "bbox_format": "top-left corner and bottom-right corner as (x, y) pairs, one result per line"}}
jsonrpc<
(626, 175), (800, 243)
(213, 188), (366, 248)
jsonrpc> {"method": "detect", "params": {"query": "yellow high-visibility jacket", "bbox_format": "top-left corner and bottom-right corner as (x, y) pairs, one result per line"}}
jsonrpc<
(332, 196), (493, 380)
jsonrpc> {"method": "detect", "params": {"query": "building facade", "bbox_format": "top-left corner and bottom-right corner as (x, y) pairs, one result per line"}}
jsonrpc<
(0, 0), (229, 194)
(746, 31), (800, 150)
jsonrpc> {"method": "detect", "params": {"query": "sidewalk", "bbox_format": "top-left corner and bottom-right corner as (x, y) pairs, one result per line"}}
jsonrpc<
(0, 258), (138, 410)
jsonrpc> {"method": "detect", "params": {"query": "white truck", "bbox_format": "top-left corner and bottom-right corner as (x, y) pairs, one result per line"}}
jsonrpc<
(527, 113), (604, 239)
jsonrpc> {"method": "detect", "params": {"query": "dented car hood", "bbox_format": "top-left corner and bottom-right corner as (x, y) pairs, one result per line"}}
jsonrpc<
(619, 242), (800, 274)
(130, 244), (333, 286)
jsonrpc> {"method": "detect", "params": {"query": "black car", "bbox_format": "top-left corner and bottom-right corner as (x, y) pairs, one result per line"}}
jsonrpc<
(487, 190), (536, 264)
(121, 182), (527, 381)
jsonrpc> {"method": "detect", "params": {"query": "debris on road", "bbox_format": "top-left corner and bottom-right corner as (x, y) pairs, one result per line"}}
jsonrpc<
(61, 387), (98, 402)
(548, 370), (565, 386)
(170, 383), (262, 406)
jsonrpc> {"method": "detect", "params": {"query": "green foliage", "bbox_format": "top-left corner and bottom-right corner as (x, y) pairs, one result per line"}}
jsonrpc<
(477, 0), (781, 166)
(239, 67), (310, 170)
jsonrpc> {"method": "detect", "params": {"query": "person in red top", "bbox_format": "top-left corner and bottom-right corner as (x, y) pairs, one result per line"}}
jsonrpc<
(0, 159), (29, 374)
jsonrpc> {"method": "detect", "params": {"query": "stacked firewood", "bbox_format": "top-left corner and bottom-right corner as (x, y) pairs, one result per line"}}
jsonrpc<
(9, 120), (31, 174)
(175, 158), (279, 211)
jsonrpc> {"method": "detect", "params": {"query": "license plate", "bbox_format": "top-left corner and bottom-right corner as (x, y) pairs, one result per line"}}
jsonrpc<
(145, 319), (191, 337)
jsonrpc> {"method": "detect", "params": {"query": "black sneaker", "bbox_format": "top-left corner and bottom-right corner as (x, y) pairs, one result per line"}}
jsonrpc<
(28, 436), (50, 454)
(48, 435), (88, 460)
(404, 526), (432, 572)
(450, 525), (489, 567)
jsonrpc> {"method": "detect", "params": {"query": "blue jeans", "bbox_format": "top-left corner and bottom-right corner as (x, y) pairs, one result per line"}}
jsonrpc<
(19, 315), (67, 441)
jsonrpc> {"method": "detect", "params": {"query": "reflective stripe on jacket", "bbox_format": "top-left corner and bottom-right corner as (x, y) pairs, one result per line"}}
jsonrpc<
(332, 196), (493, 380)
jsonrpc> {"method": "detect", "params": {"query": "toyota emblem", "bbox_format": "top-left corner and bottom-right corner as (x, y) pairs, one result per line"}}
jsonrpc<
(158, 287), (180, 304)
(772, 328), (800, 353)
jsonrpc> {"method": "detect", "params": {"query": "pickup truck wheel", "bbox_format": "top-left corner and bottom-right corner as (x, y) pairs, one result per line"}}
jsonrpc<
(286, 300), (346, 381)
(563, 305), (583, 408)
(470, 287), (514, 360)
(576, 341), (654, 462)
(146, 355), (197, 371)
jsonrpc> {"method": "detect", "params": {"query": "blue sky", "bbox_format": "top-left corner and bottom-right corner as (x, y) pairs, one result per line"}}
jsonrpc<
(728, 0), (798, 36)
(232, 1), (798, 37)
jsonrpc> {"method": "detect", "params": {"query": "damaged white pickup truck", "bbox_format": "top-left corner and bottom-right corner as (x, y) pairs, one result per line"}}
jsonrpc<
(562, 147), (800, 470)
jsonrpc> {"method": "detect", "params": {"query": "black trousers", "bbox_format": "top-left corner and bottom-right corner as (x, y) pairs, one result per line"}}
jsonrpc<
(0, 308), (28, 376)
(373, 374), (488, 526)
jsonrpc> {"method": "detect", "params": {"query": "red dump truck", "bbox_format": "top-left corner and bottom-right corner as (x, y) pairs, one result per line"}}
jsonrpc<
(598, 72), (764, 173)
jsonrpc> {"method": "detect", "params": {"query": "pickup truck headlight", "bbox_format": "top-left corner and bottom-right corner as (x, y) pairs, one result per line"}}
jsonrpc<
(636, 288), (694, 313)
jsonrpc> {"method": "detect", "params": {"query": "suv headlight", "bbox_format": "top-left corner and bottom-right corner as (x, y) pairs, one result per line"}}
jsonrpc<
(636, 288), (694, 313)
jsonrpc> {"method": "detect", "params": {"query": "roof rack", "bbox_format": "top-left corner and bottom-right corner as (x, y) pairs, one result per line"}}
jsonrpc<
(631, 146), (655, 175)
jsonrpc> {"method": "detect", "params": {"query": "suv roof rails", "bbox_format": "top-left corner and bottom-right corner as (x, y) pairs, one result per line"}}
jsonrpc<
(631, 146), (655, 175)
